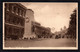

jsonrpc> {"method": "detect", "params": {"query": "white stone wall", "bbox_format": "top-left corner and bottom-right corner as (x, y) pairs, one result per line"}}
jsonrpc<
(23, 9), (36, 39)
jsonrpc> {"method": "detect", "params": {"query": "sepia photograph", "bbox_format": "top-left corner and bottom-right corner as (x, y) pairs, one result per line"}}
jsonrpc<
(3, 2), (78, 50)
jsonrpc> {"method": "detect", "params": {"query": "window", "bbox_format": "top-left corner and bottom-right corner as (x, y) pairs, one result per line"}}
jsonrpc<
(5, 3), (9, 11)
(24, 11), (26, 17)
(9, 15), (13, 24)
(12, 17), (16, 25)
(21, 28), (23, 35)
(5, 14), (10, 23)
(22, 11), (24, 17)
(5, 25), (8, 36)
(16, 8), (18, 15)
(8, 26), (12, 35)
(9, 4), (12, 11)
(18, 8), (20, 15)
(13, 6), (16, 14)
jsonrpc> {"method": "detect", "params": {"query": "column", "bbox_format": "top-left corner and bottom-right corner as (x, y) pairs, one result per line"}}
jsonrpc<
(16, 8), (18, 15)
(15, 17), (17, 25)
(23, 11), (26, 17)
(22, 11), (24, 17)
(9, 4), (12, 12)
(20, 10), (21, 16)
(6, 3), (9, 11)
(23, 19), (25, 26)
(21, 10), (23, 17)
(12, 5), (14, 13)
(15, 28), (17, 35)
(20, 28), (22, 38)
(17, 18), (19, 26)
(5, 25), (8, 38)
(20, 19), (22, 26)
(11, 27), (12, 36)
(13, 27), (15, 35)
(12, 27), (13, 35)
(18, 8), (20, 16)
(9, 15), (12, 24)
(6, 14), (9, 23)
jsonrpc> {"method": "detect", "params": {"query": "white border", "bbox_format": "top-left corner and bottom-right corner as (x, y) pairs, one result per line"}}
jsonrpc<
(3, 2), (78, 50)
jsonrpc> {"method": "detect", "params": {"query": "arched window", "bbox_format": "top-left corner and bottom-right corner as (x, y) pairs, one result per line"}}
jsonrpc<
(9, 15), (13, 24)
(18, 8), (20, 15)
(5, 14), (10, 23)
(13, 6), (16, 14)
(9, 4), (12, 12)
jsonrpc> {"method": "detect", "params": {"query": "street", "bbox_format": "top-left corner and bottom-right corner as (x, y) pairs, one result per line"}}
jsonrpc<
(5, 38), (76, 47)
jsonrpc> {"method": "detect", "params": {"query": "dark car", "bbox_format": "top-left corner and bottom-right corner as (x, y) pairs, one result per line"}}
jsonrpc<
(55, 35), (59, 39)
(62, 35), (64, 38)
(10, 35), (18, 40)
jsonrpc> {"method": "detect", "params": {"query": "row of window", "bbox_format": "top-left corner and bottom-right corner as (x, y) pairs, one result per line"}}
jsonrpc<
(5, 14), (25, 26)
(5, 25), (24, 36)
(31, 24), (50, 35)
(5, 3), (26, 17)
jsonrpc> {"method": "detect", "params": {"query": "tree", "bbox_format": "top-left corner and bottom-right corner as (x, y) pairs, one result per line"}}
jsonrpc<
(60, 28), (62, 31)
(67, 9), (76, 39)
(64, 26), (66, 30)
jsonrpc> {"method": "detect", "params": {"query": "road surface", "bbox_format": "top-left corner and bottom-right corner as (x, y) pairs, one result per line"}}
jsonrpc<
(4, 38), (76, 47)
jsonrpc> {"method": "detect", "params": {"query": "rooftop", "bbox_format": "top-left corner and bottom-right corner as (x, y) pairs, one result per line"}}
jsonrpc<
(27, 9), (34, 13)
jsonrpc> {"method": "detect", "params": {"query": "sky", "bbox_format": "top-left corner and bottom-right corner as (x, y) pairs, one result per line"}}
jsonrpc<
(21, 2), (78, 32)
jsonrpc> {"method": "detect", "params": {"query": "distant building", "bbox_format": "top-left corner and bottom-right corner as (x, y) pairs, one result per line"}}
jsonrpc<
(54, 27), (68, 37)
(4, 3), (27, 39)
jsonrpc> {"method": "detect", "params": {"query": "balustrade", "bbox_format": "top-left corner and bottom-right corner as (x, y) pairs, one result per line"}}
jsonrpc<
(5, 3), (26, 18)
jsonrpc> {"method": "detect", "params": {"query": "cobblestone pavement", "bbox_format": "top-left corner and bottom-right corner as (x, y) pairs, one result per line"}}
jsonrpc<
(4, 38), (76, 47)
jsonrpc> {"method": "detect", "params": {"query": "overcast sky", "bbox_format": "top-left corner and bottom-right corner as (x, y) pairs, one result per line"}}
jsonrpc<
(21, 2), (78, 32)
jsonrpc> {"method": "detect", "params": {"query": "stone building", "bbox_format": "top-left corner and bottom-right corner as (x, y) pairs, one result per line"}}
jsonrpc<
(4, 3), (52, 40)
(32, 22), (52, 38)
(23, 9), (36, 39)
(4, 3), (27, 40)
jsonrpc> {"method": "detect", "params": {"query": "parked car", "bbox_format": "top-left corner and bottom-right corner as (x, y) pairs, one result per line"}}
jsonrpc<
(55, 35), (60, 39)
(10, 35), (18, 40)
(62, 35), (65, 38)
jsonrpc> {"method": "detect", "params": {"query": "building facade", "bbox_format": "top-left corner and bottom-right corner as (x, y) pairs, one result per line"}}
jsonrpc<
(24, 9), (52, 39)
(4, 3), (52, 40)
(5, 3), (27, 40)
(32, 22), (52, 38)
